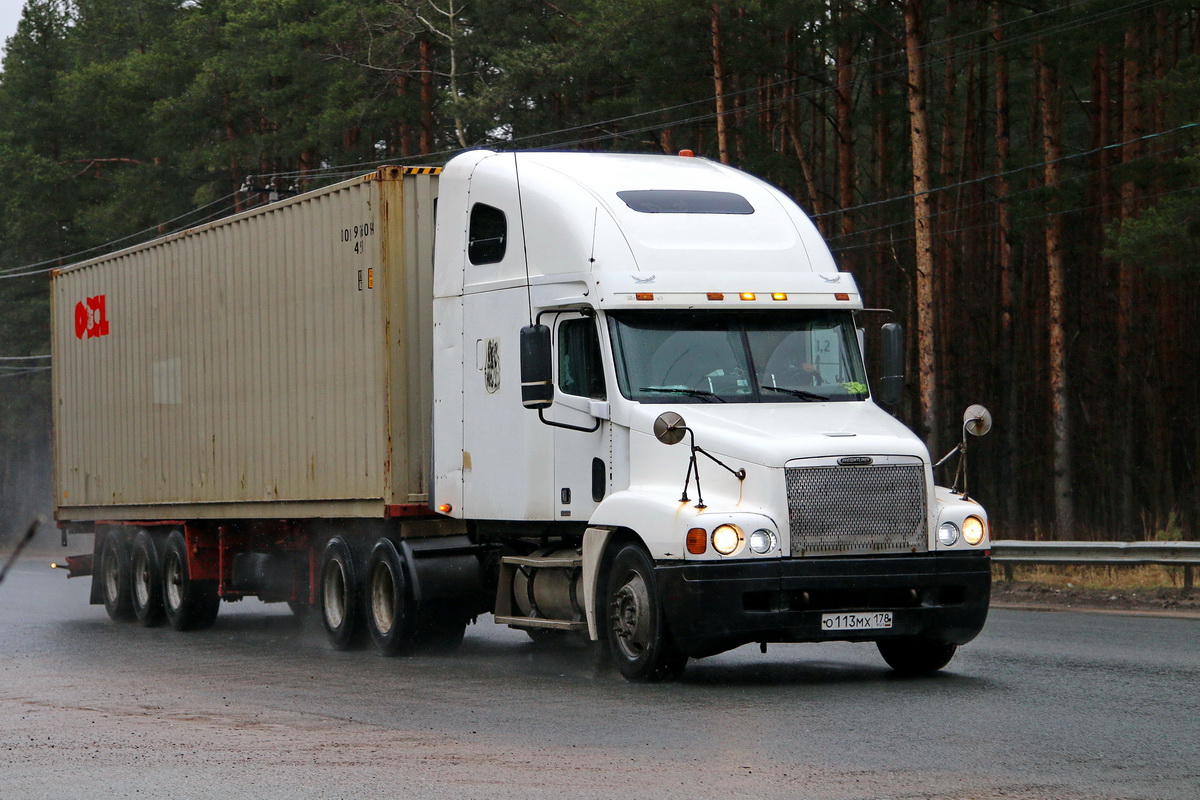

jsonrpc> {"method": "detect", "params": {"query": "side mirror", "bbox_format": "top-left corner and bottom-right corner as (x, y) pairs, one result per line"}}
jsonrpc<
(878, 322), (904, 407)
(520, 324), (553, 410)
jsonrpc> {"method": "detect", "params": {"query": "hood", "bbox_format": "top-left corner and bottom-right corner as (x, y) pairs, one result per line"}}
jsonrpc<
(630, 401), (929, 468)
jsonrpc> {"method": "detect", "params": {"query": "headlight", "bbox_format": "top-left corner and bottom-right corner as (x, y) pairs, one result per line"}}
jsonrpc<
(748, 529), (777, 554)
(963, 515), (987, 546)
(711, 524), (745, 556)
(937, 522), (959, 547)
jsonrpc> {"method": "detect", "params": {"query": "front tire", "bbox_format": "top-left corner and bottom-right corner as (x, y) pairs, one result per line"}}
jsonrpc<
(130, 530), (165, 627)
(98, 531), (135, 623)
(877, 637), (957, 675)
(161, 530), (220, 631)
(320, 536), (367, 650)
(605, 544), (687, 681)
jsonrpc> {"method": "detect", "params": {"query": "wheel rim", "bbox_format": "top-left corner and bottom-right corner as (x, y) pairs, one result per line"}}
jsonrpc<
(102, 545), (120, 604)
(609, 569), (651, 660)
(370, 562), (395, 636)
(132, 548), (151, 609)
(323, 558), (347, 630)
(164, 552), (184, 612)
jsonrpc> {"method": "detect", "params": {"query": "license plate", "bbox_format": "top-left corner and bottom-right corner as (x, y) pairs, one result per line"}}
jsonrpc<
(821, 611), (893, 631)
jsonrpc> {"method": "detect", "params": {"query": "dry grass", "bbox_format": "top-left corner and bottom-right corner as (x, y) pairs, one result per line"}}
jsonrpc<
(993, 563), (1192, 590)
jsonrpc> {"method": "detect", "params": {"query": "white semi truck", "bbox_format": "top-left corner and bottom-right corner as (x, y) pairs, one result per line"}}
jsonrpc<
(52, 150), (991, 680)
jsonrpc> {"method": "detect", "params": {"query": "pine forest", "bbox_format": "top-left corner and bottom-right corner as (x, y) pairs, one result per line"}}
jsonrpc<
(1, 0), (1199, 544)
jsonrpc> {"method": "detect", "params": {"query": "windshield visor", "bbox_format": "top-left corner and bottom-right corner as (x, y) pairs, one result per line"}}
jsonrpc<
(608, 310), (869, 404)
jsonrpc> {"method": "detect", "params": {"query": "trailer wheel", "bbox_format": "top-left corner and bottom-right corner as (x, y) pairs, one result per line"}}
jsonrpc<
(161, 530), (220, 631)
(130, 530), (165, 627)
(319, 536), (367, 650)
(877, 637), (957, 675)
(366, 538), (416, 656)
(605, 544), (687, 681)
(99, 532), (135, 623)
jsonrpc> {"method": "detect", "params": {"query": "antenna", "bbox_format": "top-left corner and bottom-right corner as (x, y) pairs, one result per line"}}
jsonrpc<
(589, 208), (598, 264)
(513, 152), (534, 325)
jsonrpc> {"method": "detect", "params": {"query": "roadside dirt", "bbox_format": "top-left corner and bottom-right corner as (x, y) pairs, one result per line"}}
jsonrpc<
(992, 580), (1200, 617)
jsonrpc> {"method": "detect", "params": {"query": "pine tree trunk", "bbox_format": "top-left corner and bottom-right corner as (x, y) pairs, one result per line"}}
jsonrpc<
(991, 1), (1017, 533)
(1036, 44), (1074, 539)
(903, 0), (938, 455)
(711, 3), (731, 165)
(835, 11), (855, 241)
(1117, 24), (1144, 530)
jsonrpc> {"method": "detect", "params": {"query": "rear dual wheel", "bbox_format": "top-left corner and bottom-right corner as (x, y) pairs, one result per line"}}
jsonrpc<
(320, 536), (367, 650)
(365, 538), (466, 655)
(98, 532), (134, 623)
(130, 530), (165, 627)
(161, 530), (220, 631)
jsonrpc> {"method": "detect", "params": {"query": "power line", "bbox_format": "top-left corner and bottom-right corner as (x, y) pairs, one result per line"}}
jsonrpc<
(0, 366), (50, 379)
(819, 123), (1200, 241)
(0, 0), (1179, 276)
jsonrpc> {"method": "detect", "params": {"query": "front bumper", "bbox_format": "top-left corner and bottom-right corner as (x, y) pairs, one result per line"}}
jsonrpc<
(655, 553), (990, 658)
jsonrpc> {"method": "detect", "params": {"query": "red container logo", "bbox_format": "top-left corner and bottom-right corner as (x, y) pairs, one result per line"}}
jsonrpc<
(74, 295), (110, 339)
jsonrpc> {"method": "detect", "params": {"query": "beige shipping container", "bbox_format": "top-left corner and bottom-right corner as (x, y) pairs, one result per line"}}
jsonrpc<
(52, 167), (439, 522)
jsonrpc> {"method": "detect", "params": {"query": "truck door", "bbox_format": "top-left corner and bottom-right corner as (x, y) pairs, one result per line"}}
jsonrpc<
(549, 312), (612, 521)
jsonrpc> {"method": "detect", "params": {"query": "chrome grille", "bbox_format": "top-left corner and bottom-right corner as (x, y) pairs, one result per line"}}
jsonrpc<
(787, 464), (927, 555)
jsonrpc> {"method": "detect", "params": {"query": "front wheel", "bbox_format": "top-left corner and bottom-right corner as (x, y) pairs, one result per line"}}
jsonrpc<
(605, 544), (687, 681)
(877, 637), (957, 675)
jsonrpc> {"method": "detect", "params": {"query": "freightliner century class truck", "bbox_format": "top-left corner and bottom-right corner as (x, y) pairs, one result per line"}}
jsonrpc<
(52, 150), (992, 680)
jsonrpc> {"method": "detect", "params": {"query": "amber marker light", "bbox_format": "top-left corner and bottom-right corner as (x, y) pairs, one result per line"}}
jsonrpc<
(679, 149), (695, 157)
(772, 292), (787, 301)
(635, 293), (655, 301)
(686, 528), (707, 555)
(707, 292), (725, 301)
(437, 503), (453, 514)
(740, 292), (757, 301)
(834, 292), (850, 301)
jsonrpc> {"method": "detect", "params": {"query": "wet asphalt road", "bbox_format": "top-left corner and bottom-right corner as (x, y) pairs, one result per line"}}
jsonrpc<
(1, 556), (1198, 800)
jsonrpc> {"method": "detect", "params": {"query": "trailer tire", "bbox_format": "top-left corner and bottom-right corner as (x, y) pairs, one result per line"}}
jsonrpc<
(99, 531), (135, 623)
(877, 637), (957, 675)
(161, 530), (220, 631)
(366, 538), (416, 656)
(605, 544), (687, 681)
(319, 536), (367, 650)
(130, 530), (165, 627)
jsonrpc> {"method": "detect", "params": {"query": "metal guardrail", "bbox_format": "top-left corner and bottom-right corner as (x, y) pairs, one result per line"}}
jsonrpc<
(991, 540), (1200, 590)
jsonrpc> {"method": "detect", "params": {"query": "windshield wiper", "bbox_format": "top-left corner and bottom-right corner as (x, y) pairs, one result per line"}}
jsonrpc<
(761, 385), (829, 401)
(639, 387), (726, 403)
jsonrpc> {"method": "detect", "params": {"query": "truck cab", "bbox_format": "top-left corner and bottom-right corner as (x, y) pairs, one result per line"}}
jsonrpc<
(430, 150), (990, 680)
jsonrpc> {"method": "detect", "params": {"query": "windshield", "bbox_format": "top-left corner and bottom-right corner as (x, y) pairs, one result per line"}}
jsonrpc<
(608, 310), (869, 404)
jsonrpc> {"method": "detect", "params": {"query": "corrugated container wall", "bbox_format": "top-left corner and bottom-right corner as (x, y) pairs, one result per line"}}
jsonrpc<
(51, 167), (439, 521)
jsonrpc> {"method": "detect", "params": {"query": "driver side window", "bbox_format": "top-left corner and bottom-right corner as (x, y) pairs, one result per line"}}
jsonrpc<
(558, 318), (606, 399)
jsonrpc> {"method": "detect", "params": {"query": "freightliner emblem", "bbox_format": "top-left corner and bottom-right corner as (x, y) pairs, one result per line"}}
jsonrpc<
(838, 456), (873, 466)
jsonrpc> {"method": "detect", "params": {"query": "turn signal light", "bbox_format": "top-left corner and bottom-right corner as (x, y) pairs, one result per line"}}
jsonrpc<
(686, 528), (707, 555)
